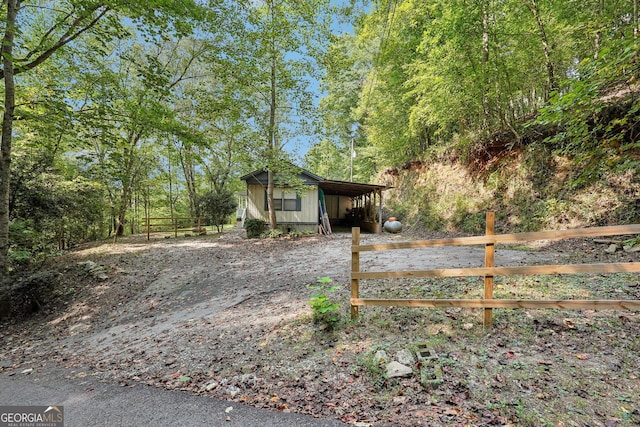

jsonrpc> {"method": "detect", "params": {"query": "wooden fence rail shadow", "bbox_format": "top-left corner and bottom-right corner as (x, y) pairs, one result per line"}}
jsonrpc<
(144, 217), (205, 240)
(351, 212), (640, 328)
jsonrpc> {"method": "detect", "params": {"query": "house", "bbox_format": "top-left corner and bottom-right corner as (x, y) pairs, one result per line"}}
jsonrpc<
(240, 167), (389, 233)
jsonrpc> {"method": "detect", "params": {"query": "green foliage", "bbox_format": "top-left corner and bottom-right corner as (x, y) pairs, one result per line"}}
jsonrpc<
(321, 0), (640, 183)
(307, 276), (342, 329)
(287, 230), (303, 238)
(261, 228), (284, 239)
(625, 236), (640, 247)
(244, 219), (266, 238)
(197, 191), (237, 233)
(7, 249), (32, 267)
(304, 140), (348, 181)
(535, 37), (640, 187)
(288, 229), (316, 238)
(9, 155), (106, 264)
(357, 344), (389, 390)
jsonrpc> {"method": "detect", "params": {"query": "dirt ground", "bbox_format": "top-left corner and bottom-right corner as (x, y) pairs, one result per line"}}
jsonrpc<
(1, 228), (639, 426)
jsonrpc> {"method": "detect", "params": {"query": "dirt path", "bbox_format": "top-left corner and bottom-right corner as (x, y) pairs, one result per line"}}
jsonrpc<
(54, 229), (556, 358)
(2, 229), (639, 426)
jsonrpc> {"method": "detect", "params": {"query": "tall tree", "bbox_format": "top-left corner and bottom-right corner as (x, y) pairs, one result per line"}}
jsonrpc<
(240, 0), (333, 229)
(524, 0), (556, 100)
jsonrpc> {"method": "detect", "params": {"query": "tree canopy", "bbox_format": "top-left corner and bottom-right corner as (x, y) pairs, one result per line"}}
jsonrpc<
(314, 0), (639, 180)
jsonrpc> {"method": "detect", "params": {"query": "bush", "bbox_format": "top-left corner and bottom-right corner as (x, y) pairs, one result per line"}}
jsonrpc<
(8, 220), (63, 270)
(1, 271), (62, 318)
(244, 219), (266, 238)
(198, 191), (237, 233)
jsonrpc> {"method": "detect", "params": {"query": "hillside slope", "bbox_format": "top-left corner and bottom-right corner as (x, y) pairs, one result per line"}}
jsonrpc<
(379, 94), (640, 234)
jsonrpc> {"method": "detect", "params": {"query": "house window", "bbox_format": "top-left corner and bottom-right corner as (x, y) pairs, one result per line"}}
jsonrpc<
(264, 190), (302, 211)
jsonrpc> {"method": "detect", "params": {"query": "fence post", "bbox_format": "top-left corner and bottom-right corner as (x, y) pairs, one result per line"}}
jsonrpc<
(174, 217), (178, 238)
(146, 217), (150, 241)
(484, 211), (495, 328)
(351, 227), (361, 320)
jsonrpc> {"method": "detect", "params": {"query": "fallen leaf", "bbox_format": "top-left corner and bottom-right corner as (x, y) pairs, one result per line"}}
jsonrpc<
(444, 407), (462, 416)
(576, 354), (589, 360)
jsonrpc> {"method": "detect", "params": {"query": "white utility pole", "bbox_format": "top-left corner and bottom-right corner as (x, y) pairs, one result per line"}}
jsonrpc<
(350, 139), (355, 182)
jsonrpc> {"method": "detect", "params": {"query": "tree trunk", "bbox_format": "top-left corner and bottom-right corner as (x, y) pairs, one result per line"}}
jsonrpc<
(481, 0), (490, 127)
(177, 143), (198, 217)
(267, 169), (277, 229)
(114, 131), (143, 240)
(0, 0), (19, 276)
(167, 159), (175, 222)
(634, 0), (638, 39)
(115, 186), (131, 238)
(526, 0), (556, 99)
(266, 0), (278, 230)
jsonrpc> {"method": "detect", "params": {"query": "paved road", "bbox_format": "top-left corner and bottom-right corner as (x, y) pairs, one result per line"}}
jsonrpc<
(0, 367), (346, 427)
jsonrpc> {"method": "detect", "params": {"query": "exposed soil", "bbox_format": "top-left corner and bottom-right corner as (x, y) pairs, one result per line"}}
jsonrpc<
(1, 229), (639, 426)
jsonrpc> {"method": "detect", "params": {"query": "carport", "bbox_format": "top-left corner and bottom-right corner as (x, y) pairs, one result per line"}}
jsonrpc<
(317, 179), (388, 233)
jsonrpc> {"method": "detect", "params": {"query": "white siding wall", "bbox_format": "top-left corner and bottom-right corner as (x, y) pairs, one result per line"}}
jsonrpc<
(247, 184), (319, 227)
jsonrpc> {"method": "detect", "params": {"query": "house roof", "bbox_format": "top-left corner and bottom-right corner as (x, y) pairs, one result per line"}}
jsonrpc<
(240, 168), (389, 198)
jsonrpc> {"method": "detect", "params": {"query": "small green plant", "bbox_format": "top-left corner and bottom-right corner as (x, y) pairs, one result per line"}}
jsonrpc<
(261, 228), (284, 238)
(307, 276), (341, 329)
(8, 248), (32, 267)
(288, 230), (302, 238)
(624, 236), (640, 247)
(356, 345), (390, 389)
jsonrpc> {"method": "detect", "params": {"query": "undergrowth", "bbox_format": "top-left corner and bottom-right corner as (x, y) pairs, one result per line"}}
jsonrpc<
(382, 142), (639, 234)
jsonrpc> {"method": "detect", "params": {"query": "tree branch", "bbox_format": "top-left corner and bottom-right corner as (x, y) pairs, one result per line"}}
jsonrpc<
(0, 5), (111, 79)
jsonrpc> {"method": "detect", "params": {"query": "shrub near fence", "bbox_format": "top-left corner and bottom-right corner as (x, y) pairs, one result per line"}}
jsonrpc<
(351, 212), (640, 328)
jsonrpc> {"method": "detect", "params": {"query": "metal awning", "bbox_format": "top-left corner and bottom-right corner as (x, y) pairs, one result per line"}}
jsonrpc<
(318, 179), (389, 198)
(240, 168), (389, 198)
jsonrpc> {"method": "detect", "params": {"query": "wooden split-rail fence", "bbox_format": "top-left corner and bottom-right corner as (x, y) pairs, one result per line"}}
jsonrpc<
(144, 217), (205, 240)
(351, 212), (640, 328)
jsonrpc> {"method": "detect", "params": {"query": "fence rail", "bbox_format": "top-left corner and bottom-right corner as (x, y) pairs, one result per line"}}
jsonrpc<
(144, 217), (205, 240)
(350, 212), (640, 328)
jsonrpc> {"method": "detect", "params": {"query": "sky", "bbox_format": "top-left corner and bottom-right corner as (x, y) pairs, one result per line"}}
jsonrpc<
(287, 1), (357, 161)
